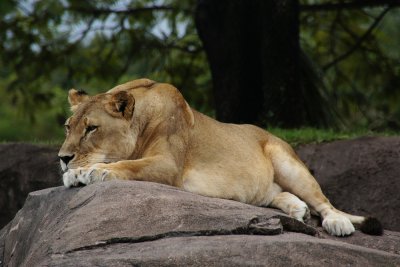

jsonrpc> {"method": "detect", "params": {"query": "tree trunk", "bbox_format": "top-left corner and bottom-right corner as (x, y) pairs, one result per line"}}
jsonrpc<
(195, 0), (306, 127)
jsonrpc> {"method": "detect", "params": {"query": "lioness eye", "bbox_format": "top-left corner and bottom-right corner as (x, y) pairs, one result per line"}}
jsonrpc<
(86, 125), (98, 133)
(64, 125), (70, 133)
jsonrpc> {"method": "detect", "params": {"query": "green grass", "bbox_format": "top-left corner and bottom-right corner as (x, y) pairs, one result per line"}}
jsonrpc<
(268, 127), (399, 147)
(1, 127), (398, 148)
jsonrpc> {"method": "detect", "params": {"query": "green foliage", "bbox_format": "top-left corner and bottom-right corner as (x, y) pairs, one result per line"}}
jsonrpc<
(300, 1), (400, 130)
(0, 0), (211, 141)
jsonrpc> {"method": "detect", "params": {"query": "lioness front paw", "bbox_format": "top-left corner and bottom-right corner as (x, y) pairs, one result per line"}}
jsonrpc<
(322, 214), (355, 236)
(62, 165), (118, 187)
(62, 169), (80, 188)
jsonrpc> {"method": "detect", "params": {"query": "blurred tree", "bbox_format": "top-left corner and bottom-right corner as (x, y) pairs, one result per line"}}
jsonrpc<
(196, 0), (336, 128)
(300, 0), (400, 129)
(0, 0), (400, 141)
(0, 0), (211, 127)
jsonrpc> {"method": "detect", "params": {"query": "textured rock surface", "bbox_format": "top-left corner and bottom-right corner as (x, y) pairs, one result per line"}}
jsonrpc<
(43, 235), (400, 267)
(1, 181), (399, 266)
(0, 143), (60, 228)
(297, 136), (400, 231)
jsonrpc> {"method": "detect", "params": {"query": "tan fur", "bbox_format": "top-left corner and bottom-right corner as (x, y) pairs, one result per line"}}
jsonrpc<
(59, 78), (367, 236)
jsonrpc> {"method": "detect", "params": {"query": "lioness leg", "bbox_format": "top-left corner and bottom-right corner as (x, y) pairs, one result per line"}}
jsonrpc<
(265, 142), (357, 236)
(269, 191), (311, 223)
(63, 155), (180, 187)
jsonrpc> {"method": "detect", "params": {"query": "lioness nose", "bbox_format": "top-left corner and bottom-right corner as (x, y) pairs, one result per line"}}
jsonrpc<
(59, 154), (75, 165)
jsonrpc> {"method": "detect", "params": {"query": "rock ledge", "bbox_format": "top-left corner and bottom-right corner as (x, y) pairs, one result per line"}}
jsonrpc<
(1, 181), (399, 266)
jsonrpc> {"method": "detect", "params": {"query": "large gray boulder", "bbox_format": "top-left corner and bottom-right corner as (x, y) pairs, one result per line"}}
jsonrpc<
(0, 143), (60, 228)
(1, 181), (399, 266)
(297, 136), (400, 231)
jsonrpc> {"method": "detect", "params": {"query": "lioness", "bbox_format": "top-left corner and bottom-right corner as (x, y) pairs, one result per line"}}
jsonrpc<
(59, 78), (382, 236)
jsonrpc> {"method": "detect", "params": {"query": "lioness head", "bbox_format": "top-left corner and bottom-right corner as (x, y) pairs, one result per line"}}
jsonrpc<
(58, 89), (137, 172)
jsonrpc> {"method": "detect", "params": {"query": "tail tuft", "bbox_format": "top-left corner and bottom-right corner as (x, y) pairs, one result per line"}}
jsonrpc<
(360, 217), (383, 235)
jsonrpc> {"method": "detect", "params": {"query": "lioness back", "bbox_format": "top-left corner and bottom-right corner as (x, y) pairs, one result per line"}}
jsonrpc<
(183, 110), (277, 205)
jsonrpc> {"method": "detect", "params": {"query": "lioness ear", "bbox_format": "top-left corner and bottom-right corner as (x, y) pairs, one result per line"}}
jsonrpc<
(68, 89), (89, 111)
(107, 91), (135, 119)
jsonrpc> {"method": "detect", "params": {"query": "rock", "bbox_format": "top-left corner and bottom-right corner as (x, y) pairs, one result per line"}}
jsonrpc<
(297, 136), (400, 231)
(0, 144), (60, 229)
(1, 181), (399, 266)
(0, 223), (9, 267)
(43, 235), (400, 266)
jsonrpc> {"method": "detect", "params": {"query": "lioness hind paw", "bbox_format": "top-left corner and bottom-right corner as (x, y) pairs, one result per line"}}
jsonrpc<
(322, 214), (355, 236)
(290, 203), (311, 223)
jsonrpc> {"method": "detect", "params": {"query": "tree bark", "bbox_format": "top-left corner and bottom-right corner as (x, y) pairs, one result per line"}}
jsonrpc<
(260, 0), (302, 127)
(195, 0), (305, 127)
